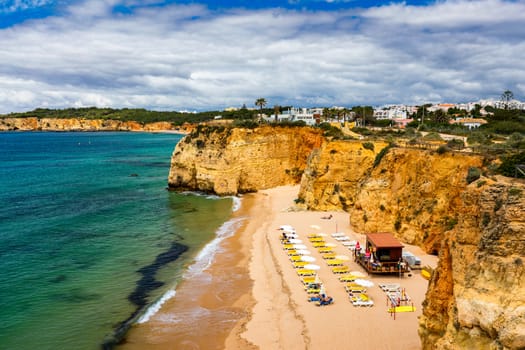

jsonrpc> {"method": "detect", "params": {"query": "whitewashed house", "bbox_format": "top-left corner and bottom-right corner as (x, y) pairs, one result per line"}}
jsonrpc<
(266, 107), (323, 126)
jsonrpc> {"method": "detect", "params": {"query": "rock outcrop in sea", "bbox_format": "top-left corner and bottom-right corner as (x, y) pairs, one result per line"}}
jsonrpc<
(168, 125), (525, 350)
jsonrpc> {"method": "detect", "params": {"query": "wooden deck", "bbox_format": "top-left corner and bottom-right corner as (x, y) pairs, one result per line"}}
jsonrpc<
(355, 255), (409, 275)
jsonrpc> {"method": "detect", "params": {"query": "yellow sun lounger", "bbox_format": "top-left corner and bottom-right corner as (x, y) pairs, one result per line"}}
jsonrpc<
(305, 282), (322, 294)
(293, 261), (309, 268)
(322, 253), (336, 259)
(307, 233), (322, 238)
(332, 266), (349, 274)
(345, 283), (366, 293)
(297, 269), (316, 276)
(388, 305), (416, 313)
(290, 255), (303, 262)
(351, 293), (370, 302)
(326, 259), (343, 266)
(318, 248), (333, 254)
(312, 242), (326, 248)
(338, 274), (357, 282)
(308, 237), (325, 242)
(282, 244), (294, 250)
(287, 250), (298, 256)
(351, 294), (374, 306)
(301, 276), (316, 284)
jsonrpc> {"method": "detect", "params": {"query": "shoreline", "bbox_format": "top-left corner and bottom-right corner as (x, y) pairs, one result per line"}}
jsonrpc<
(116, 193), (259, 349)
(118, 185), (437, 349)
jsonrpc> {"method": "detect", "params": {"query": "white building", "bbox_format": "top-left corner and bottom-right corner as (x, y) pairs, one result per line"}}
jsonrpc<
(266, 107), (323, 126)
(373, 105), (408, 120)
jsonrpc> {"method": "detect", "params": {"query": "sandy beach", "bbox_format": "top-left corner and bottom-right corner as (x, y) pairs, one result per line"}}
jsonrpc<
(120, 185), (437, 349)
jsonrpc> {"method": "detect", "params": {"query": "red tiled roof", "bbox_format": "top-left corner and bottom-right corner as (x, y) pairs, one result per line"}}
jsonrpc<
(366, 233), (404, 249)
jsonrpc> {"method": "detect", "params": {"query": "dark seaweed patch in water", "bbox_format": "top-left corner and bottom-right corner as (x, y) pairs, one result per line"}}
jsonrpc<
(51, 288), (102, 303)
(49, 274), (67, 283)
(101, 241), (188, 349)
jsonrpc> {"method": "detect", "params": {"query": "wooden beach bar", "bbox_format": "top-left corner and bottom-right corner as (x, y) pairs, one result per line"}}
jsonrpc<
(355, 233), (409, 275)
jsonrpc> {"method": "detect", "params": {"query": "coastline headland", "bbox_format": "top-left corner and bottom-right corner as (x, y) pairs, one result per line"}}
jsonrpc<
(0, 117), (193, 133)
(163, 124), (525, 349)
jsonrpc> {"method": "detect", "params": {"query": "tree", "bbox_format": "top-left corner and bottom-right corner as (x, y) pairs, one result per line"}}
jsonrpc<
(255, 98), (267, 115)
(431, 109), (450, 124)
(273, 105), (280, 122)
(501, 90), (514, 109)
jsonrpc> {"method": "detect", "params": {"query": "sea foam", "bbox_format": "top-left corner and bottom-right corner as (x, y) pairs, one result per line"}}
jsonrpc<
(137, 289), (176, 324)
(136, 196), (245, 324)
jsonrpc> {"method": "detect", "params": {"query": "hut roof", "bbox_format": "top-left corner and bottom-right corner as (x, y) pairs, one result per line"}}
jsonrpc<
(366, 233), (404, 249)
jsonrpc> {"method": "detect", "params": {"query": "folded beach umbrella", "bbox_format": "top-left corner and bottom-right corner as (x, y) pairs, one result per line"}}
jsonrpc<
(301, 256), (316, 262)
(354, 279), (374, 288)
(295, 249), (311, 255)
(288, 238), (303, 244)
(310, 224), (321, 230)
(335, 255), (350, 261)
(350, 271), (366, 277)
(317, 233), (328, 237)
(325, 243), (337, 248)
(293, 244), (307, 250)
(304, 264), (321, 270)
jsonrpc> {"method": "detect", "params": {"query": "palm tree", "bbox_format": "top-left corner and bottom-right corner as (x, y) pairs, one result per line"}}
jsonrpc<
(501, 90), (514, 109)
(255, 98), (267, 116)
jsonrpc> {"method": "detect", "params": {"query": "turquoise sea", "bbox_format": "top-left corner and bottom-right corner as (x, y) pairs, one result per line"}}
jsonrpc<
(0, 132), (234, 350)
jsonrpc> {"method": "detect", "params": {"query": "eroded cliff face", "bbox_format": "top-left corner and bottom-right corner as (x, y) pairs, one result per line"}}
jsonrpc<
(298, 141), (484, 250)
(167, 125), (324, 195)
(419, 178), (525, 350)
(0, 117), (192, 132)
(168, 128), (525, 349)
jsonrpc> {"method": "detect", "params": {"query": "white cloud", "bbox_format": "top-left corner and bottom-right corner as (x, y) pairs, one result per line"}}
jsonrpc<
(0, 0), (524, 113)
(1, 0), (52, 13)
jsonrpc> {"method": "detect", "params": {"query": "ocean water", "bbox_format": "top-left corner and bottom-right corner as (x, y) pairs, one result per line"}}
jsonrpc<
(0, 132), (234, 350)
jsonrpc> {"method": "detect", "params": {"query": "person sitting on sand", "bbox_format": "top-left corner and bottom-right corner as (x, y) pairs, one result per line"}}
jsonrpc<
(319, 295), (333, 306)
(321, 214), (332, 219)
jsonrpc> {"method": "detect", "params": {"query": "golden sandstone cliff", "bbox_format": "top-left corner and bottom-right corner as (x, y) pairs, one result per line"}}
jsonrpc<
(167, 125), (324, 195)
(168, 125), (525, 350)
(0, 117), (193, 132)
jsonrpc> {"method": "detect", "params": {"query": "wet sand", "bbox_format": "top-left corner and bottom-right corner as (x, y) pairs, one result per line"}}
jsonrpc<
(119, 185), (437, 349)
(117, 194), (260, 350)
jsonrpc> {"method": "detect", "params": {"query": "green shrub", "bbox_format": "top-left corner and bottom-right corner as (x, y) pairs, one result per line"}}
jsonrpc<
(509, 187), (522, 197)
(447, 138), (465, 150)
(466, 167), (481, 184)
(373, 145), (392, 168)
(497, 151), (525, 178)
(444, 217), (458, 231)
(362, 142), (375, 151)
(422, 132), (443, 141)
(394, 216), (401, 231)
(477, 180), (487, 188)
(436, 145), (450, 154)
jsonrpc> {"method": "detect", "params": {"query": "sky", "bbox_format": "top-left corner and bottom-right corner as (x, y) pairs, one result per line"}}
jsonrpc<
(0, 0), (524, 113)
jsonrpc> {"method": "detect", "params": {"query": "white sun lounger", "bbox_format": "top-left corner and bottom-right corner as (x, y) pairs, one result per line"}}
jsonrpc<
(334, 236), (351, 241)
(379, 283), (401, 292)
(352, 299), (374, 307)
(331, 232), (346, 237)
